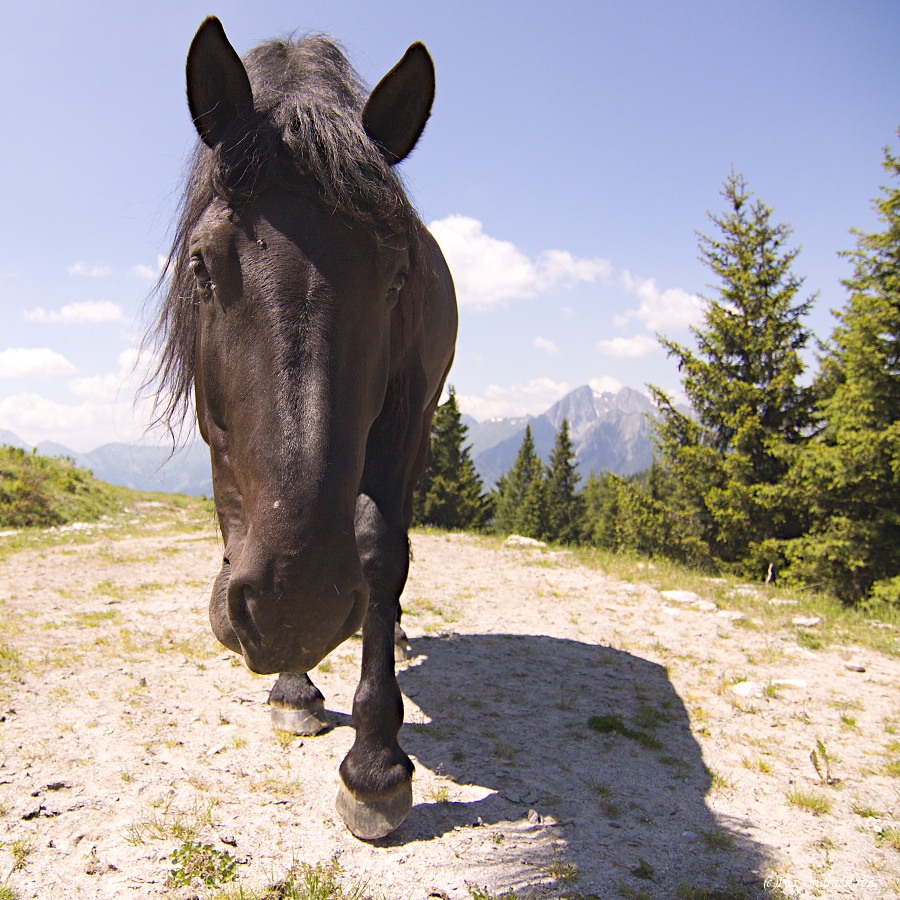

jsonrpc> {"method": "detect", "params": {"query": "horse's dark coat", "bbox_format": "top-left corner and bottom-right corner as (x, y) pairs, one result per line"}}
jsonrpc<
(145, 17), (456, 838)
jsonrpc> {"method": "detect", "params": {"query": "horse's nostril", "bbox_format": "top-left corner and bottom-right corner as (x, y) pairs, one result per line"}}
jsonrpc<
(230, 585), (261, 647)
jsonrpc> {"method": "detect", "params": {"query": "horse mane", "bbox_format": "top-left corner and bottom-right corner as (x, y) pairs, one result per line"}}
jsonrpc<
(142, 34), (422, 442)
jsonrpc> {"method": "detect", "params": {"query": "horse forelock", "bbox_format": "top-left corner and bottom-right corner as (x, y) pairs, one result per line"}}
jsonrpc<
(142, 34), (423, 444)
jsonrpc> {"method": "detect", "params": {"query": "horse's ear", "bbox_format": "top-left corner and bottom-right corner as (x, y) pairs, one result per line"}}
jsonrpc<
(363, 43), (435, 166)
(186, 17), (254, 148)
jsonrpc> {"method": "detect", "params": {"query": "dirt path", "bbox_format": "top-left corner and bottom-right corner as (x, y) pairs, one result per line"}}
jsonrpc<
(0, 506), (897, 899)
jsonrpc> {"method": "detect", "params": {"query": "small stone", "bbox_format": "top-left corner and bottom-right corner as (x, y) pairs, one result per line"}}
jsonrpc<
(526, 809), (541, 824)
(770, 598), (798, 607)
(792, 616), (822, 627)
(220, 835), (238, 846)
(844, 662), (866, 673)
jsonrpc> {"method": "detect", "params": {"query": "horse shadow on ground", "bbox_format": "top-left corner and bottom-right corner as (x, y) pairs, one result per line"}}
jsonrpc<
(376, 633), (774, 898)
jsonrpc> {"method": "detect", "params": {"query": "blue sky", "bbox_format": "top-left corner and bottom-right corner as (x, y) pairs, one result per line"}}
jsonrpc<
(1, 1), (898, 449)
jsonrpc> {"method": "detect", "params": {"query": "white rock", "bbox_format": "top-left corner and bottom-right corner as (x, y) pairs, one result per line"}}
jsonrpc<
(792, 616), (822, 627)
(661, 590), (702, 604)
(503, 535), (547, 549)
(717, 610), (746, 621)
(692, 600), (718, 612)
(770, 598), (798, 606)
(730, 681), (763, 698)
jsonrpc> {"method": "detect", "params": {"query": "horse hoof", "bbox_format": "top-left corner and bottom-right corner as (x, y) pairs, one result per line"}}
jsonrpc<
(270, 700), (330, 736)
(335, 779), (413, 840)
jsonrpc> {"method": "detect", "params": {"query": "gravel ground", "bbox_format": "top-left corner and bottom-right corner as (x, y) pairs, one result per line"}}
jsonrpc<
(0, 504), (897, 899)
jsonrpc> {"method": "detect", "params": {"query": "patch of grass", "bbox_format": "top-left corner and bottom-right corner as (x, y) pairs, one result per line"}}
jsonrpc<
(741, 754), (772, 774)
(73, 609), (120, 627)
(810, 738), (837, 785)
(878, 826), (900, 851)
(546, 855), (579, 885)
(676, 882), (754, 900)
(127, 796), (217, 845)
(425, 784), (450, 803)
(707, 769), (732, 794)
(468, 886), (523, 900)
(210, 859), (376, 900)
(587, 713), (662, 750)
(274, 729), (298, 750)
(0, 446), (122, 528)
(701, 829), (735, 851)
(786, 787), (832, 815)
(168, 841), (236, 888)
(617, 884), (652, 900)
(852, 803), (881, 818)
(6, 839), (32, 871)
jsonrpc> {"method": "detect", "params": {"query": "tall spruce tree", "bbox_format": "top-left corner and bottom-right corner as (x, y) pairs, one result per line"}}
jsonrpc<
(784, 138), (900, 604)
(493, 425), (547, 538)
(545, 419), (585, 543)
(650, 172), (816, 573)
(414, 386), (489, 530)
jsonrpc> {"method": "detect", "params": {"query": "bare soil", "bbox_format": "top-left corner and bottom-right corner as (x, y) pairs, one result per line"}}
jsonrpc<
(0, 504), (897, 899)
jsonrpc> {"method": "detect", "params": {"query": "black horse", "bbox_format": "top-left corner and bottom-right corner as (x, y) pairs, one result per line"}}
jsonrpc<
(145, 18), (456, 839)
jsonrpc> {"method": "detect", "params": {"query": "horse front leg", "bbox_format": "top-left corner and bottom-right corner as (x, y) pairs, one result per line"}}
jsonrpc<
(336, 494), (414, 840)
(267, 672), (330, 735)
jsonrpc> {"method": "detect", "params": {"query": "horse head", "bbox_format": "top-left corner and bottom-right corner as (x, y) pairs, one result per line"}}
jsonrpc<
(182, 18), (435, 675)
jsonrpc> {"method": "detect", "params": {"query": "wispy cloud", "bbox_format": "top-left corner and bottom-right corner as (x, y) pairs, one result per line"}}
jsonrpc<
(0, 348), (76, 379)
(616, 272), (703, 331)
(68, 261), (112, 278)
(596, 335), (660, 358)
(533, 336), (559, 355)
(429, 215), (611, 311)
(23, 301), (124, 324)
(133, 255), (168, 280)
(457, 377), (571, 421)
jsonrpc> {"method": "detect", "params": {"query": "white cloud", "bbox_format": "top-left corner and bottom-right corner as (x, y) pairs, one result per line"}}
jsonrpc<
(589, 376), (624, 395)
(23, 300), (124, 324)
(596, 335), (660, 358)
(428, 215), (611, 310)
(617, 271), (704, 331)
(533, 336), (559, 355)
(68, 261), (112, 278)
(0, 348), (76, 379)
(0, 349), (160, 450)
(457, 377), (571, 421)
(133, 255), (168, 280)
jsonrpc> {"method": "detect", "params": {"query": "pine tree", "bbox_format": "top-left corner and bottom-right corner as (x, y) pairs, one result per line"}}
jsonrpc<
(493, 425), (546, 538)
(785, 138), (900, 603)
(649, 172), (817, 574)
(414, 386), (489, 530)
(544, 419), (585, 543)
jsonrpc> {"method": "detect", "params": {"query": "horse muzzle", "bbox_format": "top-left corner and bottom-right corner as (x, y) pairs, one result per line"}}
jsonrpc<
(210, 553), (369, 674)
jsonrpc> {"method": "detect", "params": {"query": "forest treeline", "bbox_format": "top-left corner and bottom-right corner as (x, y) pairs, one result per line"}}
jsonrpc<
(414, 138), (900, 609)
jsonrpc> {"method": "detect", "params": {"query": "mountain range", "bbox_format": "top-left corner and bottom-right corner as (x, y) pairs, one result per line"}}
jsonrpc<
(0, 385), (662, 496)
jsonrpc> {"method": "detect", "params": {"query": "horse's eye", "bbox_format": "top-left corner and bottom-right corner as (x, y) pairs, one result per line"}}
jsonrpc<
(190, 254), (215, 301)
(386, 271), (408, 304)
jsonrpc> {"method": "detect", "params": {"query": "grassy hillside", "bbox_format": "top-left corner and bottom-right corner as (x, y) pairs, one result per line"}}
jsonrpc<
(0, 445), (125, 528)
